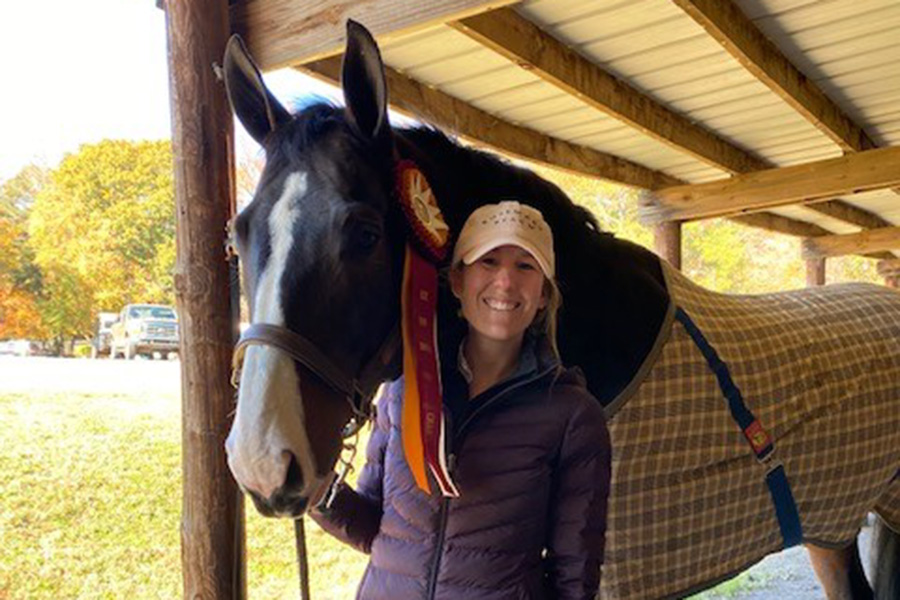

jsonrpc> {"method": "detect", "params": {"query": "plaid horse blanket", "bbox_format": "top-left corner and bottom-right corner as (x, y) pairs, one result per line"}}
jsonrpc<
(600, 264), (900, 600)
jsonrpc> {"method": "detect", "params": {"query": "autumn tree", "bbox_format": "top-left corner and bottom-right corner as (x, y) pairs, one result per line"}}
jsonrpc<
(0, 165), (48, 339)
(28, 140), (175, 343)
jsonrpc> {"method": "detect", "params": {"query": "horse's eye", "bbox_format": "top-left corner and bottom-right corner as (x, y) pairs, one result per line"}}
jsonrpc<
(350, 224), (381, 255)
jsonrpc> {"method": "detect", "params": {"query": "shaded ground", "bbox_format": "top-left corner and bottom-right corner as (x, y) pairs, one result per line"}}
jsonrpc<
(708, 523), (874, 599)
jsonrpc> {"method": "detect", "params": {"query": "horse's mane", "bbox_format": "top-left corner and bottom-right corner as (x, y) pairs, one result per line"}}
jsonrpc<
(273, 103), (670, 405)
(395, 126), (604, 244)
(396, 126), (671, 406)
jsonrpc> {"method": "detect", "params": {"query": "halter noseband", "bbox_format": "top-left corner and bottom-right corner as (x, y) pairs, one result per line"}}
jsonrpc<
(231, 322), (399, 436)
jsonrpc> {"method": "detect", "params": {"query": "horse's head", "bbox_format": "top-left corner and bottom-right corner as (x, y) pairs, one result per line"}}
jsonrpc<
(223, 22), (404, 517)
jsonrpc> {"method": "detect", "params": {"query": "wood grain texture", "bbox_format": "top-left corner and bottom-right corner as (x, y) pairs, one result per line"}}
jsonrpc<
(301, 56), (683, 190)
(230, 0), (517, 70)
(806, 257), (826, 287)
(641, 146), (900, 223)
(805, 200), (894, 230)
(672, 0), (876, 153)
(166, 1), (245, 597)
(451, 8), (768, 174)
(654, 222), (682, 270)
(802, 226), (900, 259)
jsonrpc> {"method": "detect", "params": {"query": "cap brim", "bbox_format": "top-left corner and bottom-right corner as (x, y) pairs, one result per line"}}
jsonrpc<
(460, 237), (554, 279)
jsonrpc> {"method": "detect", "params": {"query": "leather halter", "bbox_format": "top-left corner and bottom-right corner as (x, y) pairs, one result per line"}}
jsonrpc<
(232, 322), (400, 434)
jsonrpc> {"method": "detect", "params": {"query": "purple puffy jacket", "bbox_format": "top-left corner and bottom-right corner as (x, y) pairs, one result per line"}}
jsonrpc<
(312, 348), (611, 600)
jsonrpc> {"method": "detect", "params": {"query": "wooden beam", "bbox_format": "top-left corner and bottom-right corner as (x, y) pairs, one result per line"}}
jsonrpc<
(641, 146), (900, 223)
(727, 213), (891, 260)
(673, 0), (876, 153)
(165, 0), (245, 598)
(451, 8), (768, 175)
(454, 8), (888, 235)
(802, 226), (900, 259)
(877, 259), (900, 277)
(729, 212), (830, 238)
(230, 0), (517, 70)
(654, 222), (682, 270)
(303, 57), (862, 243)
(806, 258), (826, 287)
(804, 200), (893, 230)
(301, 57), (682, 190)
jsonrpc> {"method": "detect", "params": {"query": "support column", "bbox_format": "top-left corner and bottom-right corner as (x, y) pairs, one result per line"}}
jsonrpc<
(877, 260), (900, 288)
(165, 1), (245, 598)
(654, 221), (682, 271)
(805, 257), (826, 287)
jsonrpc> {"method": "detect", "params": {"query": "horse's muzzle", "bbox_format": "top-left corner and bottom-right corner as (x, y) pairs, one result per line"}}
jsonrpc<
(245, 452), (309, 518)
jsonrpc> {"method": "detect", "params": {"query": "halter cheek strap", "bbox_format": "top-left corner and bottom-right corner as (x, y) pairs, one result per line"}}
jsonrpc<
(231, 322), (400, 429)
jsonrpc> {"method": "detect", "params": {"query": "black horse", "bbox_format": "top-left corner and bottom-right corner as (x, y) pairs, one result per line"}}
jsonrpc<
(222, 21), (900, 600)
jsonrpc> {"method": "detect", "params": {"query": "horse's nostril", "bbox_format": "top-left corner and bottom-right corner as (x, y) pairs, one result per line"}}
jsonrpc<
(284, 451), (304, 493)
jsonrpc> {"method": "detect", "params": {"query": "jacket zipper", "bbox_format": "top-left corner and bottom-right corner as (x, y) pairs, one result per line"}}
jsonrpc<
(454, 364), (558, 445)
(424, 364), (557, 599)
(426, 496), (451, 599)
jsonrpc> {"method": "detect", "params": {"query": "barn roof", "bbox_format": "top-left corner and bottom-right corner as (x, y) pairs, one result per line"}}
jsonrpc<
(231, 0), (900, 259)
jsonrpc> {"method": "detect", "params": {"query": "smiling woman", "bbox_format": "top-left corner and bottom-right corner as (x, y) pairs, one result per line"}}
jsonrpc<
(311, 200), (612, 600)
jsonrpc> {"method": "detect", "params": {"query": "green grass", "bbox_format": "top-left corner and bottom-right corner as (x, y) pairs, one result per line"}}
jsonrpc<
(688, 570), (769, 598)
(1, 390), (767, 599)
(0, 390), (367, 599)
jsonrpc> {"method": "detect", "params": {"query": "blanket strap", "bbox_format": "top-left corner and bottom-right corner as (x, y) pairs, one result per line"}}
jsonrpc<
(675, 307), (803, 548)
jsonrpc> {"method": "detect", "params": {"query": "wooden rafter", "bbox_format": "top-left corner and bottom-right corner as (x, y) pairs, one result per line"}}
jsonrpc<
(450, 7), (768, 175)
(804, 200), (894, 230)
(802, 226), (900, 259)
(229, 0), (517, 70)
(729, 212), (829, 238)
(641, 146), (900, 223)
(672, 0), (876, 153)
(300, 57), (681, 190)
(300, 55), (860, 245)
(451, 6), (886, 234)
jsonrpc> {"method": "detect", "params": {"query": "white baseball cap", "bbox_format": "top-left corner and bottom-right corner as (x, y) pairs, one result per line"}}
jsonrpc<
(452, 201), (555, 278)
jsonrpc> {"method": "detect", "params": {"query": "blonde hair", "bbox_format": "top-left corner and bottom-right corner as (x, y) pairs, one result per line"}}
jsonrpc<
(531, 277), (562, 360)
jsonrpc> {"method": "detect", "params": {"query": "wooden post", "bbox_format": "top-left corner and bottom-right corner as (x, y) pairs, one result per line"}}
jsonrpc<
(654, 221), (682, 270)
(805, 257), (826, 287)
(165, 1), (245, 598)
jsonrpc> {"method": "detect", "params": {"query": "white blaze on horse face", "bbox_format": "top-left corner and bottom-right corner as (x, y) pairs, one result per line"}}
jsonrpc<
(225, 172), (323, 503)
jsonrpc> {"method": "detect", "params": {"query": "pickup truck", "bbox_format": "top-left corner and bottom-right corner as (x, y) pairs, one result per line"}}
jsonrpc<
(110, 304), (179, 359)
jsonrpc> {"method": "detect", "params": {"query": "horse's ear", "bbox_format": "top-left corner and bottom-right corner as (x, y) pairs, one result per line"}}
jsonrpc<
(223, 35), (291, 145)
(342, 20), (390, 144)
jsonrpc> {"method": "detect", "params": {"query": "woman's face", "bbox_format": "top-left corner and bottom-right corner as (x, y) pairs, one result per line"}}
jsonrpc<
(451, 245), (547, 346)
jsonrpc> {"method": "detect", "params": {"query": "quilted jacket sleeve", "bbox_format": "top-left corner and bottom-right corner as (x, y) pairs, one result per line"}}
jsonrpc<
(544, 391), (611, 600)
(308, 381), (397, 554)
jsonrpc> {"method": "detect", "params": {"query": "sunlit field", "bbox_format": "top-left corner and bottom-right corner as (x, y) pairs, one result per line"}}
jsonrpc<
(0, 373), (368, 599)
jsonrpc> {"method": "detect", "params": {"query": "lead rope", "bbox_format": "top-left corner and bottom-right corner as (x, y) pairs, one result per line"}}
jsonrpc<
(294, 518), (311, 600)
(294, 429), (360, 600)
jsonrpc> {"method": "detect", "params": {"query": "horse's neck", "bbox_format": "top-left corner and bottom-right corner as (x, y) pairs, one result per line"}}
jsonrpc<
(563, 235), (670, 405)
(396, 128), (670, 406)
